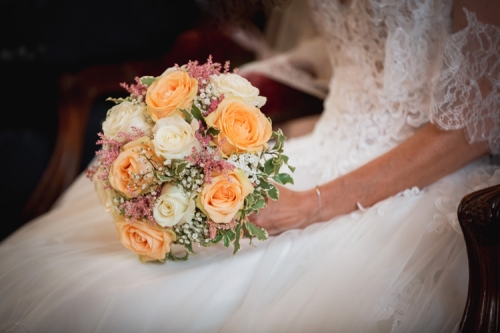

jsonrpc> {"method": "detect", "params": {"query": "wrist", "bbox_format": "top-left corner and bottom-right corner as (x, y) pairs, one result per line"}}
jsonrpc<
(299, 187), (323, 226)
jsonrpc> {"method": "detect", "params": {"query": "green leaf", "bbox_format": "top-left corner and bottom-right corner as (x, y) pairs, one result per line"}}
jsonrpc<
(245, 221), (268, 241)
(264, 159), (275, 175)
(271, 131), (285, 152)
(280, 154), (296, 173)
(241, 223), (254, 246)
(273, 173), (294, 185)
(273, 160), (282, 176)
(207, 127), (221, 136)
(140, 76), (156, 86)
(157, 174), (173, 182)
(259, 179), (272, 190)
(233, 223), (242, 255)
(175, 162), (188, 175)
(221, 230), (236, 248)
(268, 185), (279, 200)
(245, 194), (255, 207)
(251, 198), (266, 210)
(179, 108), (193, 123)
(106, 97), (128, 104)
(212, 233), (223, 244)
(165, 251), (189, 261)
(191, 104), (204, 122)
(184, 242), (194, 254)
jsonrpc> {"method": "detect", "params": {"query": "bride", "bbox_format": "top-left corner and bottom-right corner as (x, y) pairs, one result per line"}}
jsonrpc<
(0, 0), (499, 332)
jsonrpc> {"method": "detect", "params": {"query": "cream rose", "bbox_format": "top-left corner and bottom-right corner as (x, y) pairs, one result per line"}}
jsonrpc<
(146, 70), (198, 121)
(152, 115), (201, 160)
(92, 170), (121, 220)
(197, 169), (254, 223)
(115, 216), (175, 263)
(102, 101), (152, 141)
(205, 97), (273, 156)
(153, 184), (195, 227)
(108, 136), (163, 198)
(210, 73), (266, 108)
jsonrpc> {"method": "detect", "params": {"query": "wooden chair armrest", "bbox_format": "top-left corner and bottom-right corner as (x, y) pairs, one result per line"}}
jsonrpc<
(458, 183), (500, 333)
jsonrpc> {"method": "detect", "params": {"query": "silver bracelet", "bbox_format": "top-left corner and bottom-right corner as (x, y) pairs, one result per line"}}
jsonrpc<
(315, 185), (322, 218)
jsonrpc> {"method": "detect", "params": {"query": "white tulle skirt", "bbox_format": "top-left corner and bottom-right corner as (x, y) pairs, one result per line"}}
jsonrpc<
(0, 132), (499, 333)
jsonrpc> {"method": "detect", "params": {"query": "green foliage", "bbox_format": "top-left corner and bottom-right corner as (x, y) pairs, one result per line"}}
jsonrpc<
(106, 97), (129, 105)
(221, 230), (236, 248)
(188, 104), (221, 138)
(267, 185), (279, 200)
(140, 76), (156, 86)
(245, 221), (268, 241)
(212, 233), (223, 244)
(157, 174), (173, 182)
(165, 251), (189, 261)
(175, 161), (189, 176)
(207, 127), (221, 136)
(273, 173), (294, 185)
(255, 129), (294, 203)
(191, 104), (204, 122)
(184, 242), (194, 254)
(179, 108), (193, 123)
(233, 224), (242, 255)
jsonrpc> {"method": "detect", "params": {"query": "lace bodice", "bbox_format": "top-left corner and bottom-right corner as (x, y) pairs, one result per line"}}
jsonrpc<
(311, 0), (449, 145)
(300, 0), (498, 179)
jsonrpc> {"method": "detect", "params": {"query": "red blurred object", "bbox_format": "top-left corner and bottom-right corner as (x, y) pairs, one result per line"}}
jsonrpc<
(241, 72), (324, 124)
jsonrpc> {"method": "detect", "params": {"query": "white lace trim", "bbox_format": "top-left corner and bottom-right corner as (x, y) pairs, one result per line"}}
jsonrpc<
(431, 9), (500, 154)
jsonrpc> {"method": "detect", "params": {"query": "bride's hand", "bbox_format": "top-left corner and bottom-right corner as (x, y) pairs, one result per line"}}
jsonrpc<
(248, 184), (319, 236)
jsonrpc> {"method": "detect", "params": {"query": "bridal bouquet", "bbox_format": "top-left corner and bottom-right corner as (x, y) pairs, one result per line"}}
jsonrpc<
(87, 57), (294, 263)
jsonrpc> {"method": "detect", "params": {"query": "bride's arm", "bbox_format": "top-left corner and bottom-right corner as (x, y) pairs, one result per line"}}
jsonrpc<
(250, 0), (498, 235)
(250, 124), (489, 235)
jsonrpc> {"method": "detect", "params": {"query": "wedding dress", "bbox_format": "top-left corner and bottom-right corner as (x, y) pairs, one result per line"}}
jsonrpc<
(1, 0), (499, 332)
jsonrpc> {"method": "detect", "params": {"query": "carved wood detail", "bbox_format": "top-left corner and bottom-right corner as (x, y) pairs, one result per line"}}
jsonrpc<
(458, 183), (500, 333)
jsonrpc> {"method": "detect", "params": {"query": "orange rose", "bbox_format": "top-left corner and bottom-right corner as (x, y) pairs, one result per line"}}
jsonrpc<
(146, 71), (198, 121)
(197, 169), (254, 223)
(205, 97), (272, 156)
(108, 136), (163, 198)
(115, 217), (175, 263)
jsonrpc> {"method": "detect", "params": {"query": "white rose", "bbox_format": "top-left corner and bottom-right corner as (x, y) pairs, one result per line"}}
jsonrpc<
(152, 115), (201, 160)
(92, 170), (121, 220)
(161, 66), (178, 76)
(210, 73), (267, 108)
(102, 101), (152, 141)
(154, 184), (195, 227)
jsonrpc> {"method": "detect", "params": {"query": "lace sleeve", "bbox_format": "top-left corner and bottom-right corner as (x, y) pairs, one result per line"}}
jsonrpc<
(431, 8), (500, 154)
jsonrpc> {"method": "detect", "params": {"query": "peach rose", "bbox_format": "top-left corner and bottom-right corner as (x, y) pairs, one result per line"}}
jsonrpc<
(205, 97), (272, 156)
(197, 169), (254, 223)
(115, 216), (175, 263)
(146, 70), (198, 121)
(108, 136), (163, 198)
